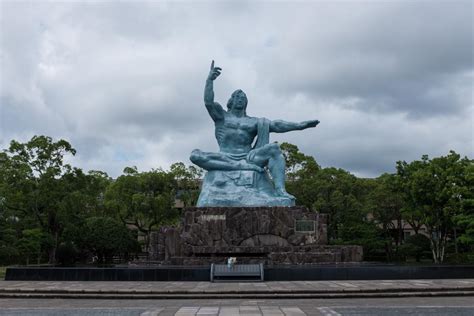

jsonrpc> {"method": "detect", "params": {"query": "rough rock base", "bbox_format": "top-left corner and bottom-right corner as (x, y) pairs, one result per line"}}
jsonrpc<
(149, 207), (363, 265)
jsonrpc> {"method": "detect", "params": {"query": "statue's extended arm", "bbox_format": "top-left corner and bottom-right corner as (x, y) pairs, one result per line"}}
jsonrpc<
(204, 60), (225, 122)
(270, 119), (320, 133)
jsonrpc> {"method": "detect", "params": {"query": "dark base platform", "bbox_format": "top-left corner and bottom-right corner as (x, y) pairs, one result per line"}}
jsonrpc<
(5, 264), (474, 281)
(5, 266), (209, 281)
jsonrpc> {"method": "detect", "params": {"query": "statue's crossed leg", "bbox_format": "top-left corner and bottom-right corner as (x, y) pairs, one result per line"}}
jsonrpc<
(190, 143), (294, 199)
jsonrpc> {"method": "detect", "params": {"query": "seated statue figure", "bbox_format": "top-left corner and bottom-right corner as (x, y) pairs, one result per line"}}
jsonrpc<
(190, 61), (319, 207)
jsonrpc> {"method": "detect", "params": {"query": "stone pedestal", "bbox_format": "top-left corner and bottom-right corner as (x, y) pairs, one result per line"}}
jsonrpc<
(150, 207), (363, 265)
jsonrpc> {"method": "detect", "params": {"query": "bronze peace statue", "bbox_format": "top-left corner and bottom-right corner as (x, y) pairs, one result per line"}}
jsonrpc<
(190, 61), (319, 207)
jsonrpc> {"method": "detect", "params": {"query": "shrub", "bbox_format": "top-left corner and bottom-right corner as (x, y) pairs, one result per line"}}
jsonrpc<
(75, 217), (140, 264)
(56, 242), (78, 266)
(399, 234), (431, 262)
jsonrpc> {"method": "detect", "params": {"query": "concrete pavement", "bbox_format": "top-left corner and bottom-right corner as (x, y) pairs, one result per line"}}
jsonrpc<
(0, 279), (473, 299)
(1, 297), (474, 315)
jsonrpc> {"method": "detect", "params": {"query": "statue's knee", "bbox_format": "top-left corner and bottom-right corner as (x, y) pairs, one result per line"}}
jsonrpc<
(190, 149), (203, 164)
(268, 143), (281, 156)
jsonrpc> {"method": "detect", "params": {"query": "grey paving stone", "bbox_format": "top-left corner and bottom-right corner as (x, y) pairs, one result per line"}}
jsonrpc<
(1, 279), (474, 298)
(279, 307), (306, 316)
(176, 306), (200, 315)
(218, 306), (240, 316)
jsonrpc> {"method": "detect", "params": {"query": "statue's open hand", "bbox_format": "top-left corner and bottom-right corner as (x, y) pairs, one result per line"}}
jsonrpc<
(208, 60), (222, 81)
(303, 120), (320, 128)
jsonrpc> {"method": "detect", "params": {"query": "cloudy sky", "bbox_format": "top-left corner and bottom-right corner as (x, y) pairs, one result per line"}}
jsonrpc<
(1, 0), (472, 178)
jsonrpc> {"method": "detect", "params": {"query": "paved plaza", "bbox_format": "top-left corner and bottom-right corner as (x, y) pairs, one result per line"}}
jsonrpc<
(0, 280), (473, 315)
(1, 297), (474, 315)
(0, 279), (473, 299)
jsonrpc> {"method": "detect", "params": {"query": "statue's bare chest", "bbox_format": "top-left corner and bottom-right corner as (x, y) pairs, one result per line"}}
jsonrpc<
(215, 116), (258, 148)
(221, 116), (257, 134)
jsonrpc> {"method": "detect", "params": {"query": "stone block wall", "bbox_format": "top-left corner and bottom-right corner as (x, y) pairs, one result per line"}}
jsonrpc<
(149, 206), (362, 265)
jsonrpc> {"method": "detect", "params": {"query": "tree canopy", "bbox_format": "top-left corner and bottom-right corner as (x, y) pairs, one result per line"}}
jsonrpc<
(0, 135), (472, 265)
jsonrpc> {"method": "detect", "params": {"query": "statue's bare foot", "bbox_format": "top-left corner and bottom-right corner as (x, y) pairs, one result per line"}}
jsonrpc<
(238, 161), (264, 173)
(275, 188), (295, 200)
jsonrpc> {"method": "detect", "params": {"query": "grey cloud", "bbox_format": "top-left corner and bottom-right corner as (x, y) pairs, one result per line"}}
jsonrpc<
(1, 1), (472, 178)
(254, 1), (472, 118)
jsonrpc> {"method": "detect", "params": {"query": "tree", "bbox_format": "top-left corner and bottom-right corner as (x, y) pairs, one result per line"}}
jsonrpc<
(169, 162), (202, 207)
(307, 168), (367, 241)
(280, 142), (320, 181)
(396, 151), (471, 263)
(280, 143), (370, 243)
(365, 173), (404, 261)
(280, 142), (322, 208)
(17, 228), (43, 265)
(105, 168), (178, 251)
(396, 158), (427, 236)
(0, 225), (19, 265)
(73, 217), (140, 264)
(0, 136), (77, 264)
(453, 163), (474, 250)
(399, 234), (431, 262)
(336, 219), (384, 260)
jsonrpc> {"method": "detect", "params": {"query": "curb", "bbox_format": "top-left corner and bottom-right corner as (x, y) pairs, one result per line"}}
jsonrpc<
(1, 286), (473, 295)
(1, 288), (473, 299)
(1, 291), (474, 299)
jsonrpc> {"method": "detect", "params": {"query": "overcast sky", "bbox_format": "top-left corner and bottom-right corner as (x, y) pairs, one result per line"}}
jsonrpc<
(1, 0), (472, 178)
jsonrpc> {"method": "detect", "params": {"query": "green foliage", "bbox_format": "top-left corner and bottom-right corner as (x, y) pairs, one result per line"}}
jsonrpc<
(0, 136), (77, 264)
(365, 174), (404, 260)
(1, 136), (473, 266)
(0, 136), (111, 264)
(455, 214), (474, 246)
(280, 142), (320, 181)
(0, 228), (19, 265)
(453, 163), (474, 248)
(280, 143), (383, 260)
(396, 151), (472, 263)
(169, 162), (203, 207)
(105, 167), (179, 251)
(73, 217), (140, 264)
(55, 242), (79, 266)
(288, 165), (369, 242)
(17, 228), (43, 265)
(399, 234), (431, 262)
(334, 221), (384, 260)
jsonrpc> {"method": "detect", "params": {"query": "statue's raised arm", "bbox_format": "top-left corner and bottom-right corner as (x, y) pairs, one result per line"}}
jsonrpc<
(204, 60), (225, 122)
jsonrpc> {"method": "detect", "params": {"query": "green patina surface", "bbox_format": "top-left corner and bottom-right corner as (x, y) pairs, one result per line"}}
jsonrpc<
(190, 61), (319, 206)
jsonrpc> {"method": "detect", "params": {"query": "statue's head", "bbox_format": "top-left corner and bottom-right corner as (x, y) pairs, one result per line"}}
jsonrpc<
(227, 89), (248, 113)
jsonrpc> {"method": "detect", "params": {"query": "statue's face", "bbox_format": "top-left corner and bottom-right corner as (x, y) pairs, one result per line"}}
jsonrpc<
(232, 90), (248, 110)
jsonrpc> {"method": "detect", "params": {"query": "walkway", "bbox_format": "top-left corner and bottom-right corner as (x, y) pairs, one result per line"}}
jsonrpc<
(0, 279), (473, 299)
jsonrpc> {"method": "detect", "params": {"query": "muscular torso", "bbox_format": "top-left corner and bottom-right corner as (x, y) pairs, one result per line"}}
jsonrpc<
(215, 114), (258, 154)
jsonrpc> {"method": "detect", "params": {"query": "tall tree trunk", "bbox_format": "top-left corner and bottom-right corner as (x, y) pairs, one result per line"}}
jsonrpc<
(48, 231), (59, 265)
(454, 227), (458, 254)
(429, 229), (439, 264)
(430, 239), (439, 264)
(48, 247), (56, 265)
(429, 228), (447, 264)
(144, 232), (150, 253)
(397, 217), (403, 246)
(383, 224), (392, 261)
